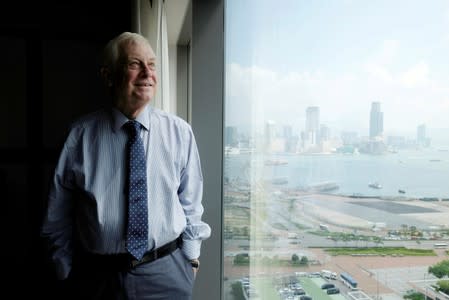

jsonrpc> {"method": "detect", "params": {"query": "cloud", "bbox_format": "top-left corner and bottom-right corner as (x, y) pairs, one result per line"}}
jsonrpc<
(400, 62), (430, 87)
(226, 61), (449, 138)
(363, 63), (393, 83)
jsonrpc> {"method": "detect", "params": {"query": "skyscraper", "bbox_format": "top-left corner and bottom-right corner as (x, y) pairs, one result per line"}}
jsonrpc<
(417, 124), (426, 143)
(306, 106), (320, 144)
(265, 120), (276, 152)
(225, 126), (238, 147)
(417, 124), (430, 147)
(306, 106), (320, 132)
(369, 102), (383, 139)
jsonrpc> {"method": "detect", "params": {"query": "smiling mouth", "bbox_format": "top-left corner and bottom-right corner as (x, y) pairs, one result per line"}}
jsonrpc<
(136, 82), (153, 87)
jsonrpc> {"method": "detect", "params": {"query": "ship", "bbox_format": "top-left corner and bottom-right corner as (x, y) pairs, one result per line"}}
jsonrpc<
(271, 177), (288, 185)
(264, 159), (288, 166)
(398, 189), (406, 194)
(368, 182), (382, 189)
(224, 146), (240, 155)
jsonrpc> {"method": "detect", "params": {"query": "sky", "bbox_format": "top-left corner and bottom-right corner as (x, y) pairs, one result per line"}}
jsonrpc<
(225, 0), (449, 144)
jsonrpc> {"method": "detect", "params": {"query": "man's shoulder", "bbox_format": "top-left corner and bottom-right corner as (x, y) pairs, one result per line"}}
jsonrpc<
(69, 108), (111, 131)
(150, 107), (191, 129)
(65, 108), (112, 144)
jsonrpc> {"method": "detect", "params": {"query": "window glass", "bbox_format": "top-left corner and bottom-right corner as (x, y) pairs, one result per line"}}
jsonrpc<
(224, 1), (449, 299)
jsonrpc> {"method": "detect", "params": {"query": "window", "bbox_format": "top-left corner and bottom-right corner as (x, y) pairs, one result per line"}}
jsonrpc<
(224, 1), (449, 299)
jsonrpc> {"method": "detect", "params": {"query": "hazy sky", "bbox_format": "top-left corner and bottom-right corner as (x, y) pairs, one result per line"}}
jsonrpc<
(225, 0), (449, 142)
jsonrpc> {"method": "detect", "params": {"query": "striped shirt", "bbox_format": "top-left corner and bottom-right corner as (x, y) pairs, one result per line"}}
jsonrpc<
(41, 104), (211, 280)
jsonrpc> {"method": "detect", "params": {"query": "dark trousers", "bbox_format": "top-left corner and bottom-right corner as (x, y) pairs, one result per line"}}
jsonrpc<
(68, 249), (195, 300)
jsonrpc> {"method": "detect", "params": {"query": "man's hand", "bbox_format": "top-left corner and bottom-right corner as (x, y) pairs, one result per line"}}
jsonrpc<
(190, 259), (200, 278)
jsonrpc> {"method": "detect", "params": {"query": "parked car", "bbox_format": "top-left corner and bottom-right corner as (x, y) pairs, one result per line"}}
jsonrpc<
(321, 283), (335, 289)
(293, 288), (305, 295)
(308, 272), (321, 278)
(299, 296), (312, 300)
(327, 287), (340, 295)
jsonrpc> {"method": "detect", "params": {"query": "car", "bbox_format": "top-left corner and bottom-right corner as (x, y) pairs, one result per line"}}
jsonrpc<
(293, 288), (306, 295)
(309, 272), (321, 277)
(321, 283), (335, 289)
(327, 287), (340, 295)
(299, 296), (312, 300)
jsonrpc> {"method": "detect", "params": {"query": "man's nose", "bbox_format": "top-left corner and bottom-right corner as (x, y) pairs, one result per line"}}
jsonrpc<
(141, 65), (152, 75)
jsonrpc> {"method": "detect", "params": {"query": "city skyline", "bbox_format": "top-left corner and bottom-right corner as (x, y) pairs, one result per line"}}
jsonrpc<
(225, 102), (436, 148)
(225, 0), (449, 145)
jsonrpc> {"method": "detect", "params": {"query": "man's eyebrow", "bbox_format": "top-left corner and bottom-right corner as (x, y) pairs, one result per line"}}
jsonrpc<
(127, 56), (156, 61)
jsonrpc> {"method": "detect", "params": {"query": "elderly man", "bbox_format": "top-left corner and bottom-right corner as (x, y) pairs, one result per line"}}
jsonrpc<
(41, 32), (211, 300)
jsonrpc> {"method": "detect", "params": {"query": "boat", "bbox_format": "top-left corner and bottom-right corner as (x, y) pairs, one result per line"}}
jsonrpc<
(264, 159), (288, 166)
(271, 177), (288, 185)
(224, 146), (240, 155)
(398, 189), (406, 194)
(368, 182), (382, 189)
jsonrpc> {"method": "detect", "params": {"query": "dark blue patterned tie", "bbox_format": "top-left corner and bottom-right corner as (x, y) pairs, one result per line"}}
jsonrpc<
(124, 120), (148, 260)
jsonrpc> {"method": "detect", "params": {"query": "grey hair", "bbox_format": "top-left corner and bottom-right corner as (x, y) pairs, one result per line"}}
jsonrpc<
(102, 32), (152, 73)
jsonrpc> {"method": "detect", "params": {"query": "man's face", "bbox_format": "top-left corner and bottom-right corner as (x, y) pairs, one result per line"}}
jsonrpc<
(115, 40), (157, 111)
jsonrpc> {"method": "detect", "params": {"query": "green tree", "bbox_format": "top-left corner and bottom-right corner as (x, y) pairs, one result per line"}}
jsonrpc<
(401, 224), (409, 234)
(234, 253), (250, 265)
(373, 236), (383, 247)
(436, 280), (449, 294)
(291, 254), (299, 263)
(242, 226), (249, 237)
(231, 281), (245, 300)
(428, 260), (449, 278)
(403, 291), (424, 300)
(300, 256), (308, 265)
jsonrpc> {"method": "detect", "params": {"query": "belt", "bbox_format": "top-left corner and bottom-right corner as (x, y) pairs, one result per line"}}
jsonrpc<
(129, 237), (182, 268)
(81, 237), (182, 271)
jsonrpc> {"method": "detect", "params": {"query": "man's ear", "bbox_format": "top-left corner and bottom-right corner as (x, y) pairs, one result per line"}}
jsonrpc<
(100, 66), (112, 87)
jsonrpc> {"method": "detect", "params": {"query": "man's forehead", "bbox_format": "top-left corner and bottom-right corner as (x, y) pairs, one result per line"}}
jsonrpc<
(121, 40), (155, 59)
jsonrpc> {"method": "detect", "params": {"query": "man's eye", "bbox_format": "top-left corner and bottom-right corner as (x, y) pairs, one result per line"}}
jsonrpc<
(129, 62), (140, 69)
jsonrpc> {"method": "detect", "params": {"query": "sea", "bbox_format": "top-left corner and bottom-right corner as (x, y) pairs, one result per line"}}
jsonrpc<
(224, 147), (449, 199)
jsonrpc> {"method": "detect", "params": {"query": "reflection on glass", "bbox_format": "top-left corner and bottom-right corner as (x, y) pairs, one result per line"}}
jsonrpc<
(224, 1), (449, 299)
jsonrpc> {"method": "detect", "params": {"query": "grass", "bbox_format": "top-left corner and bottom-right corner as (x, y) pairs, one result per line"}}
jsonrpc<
(323, 246), (436, 256)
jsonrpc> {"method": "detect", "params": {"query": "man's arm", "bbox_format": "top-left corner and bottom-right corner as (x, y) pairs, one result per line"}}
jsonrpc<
(178, 126), (211, 262)
(41, 137), (77, 280)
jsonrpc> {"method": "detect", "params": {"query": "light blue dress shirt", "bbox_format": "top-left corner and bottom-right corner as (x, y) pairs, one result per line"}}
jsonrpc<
(41, 104), (211, 280)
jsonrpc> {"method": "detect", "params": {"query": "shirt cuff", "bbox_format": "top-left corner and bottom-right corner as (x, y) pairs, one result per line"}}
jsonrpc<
(181, 238), (202, 260)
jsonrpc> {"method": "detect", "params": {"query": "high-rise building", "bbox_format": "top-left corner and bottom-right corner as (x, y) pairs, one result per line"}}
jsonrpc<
(320, 124), (330, 141)
(341, 131), (358, 145)
(283, 125), (293, 139)
(369, 102), (383, 139)
(417, 124), (431, 147)
(305, 106), (320, 144)
(417, 124), (426, 143)
(265, 120), (276, 151)
(306, 106), (320, 132)
(225, 126), (238, 147)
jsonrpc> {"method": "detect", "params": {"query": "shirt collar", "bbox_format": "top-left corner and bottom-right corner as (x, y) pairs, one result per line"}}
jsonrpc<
(112, 104), (151, 132)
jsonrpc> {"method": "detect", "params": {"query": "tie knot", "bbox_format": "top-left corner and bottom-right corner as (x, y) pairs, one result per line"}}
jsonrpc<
(124, 120), (141, 137)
